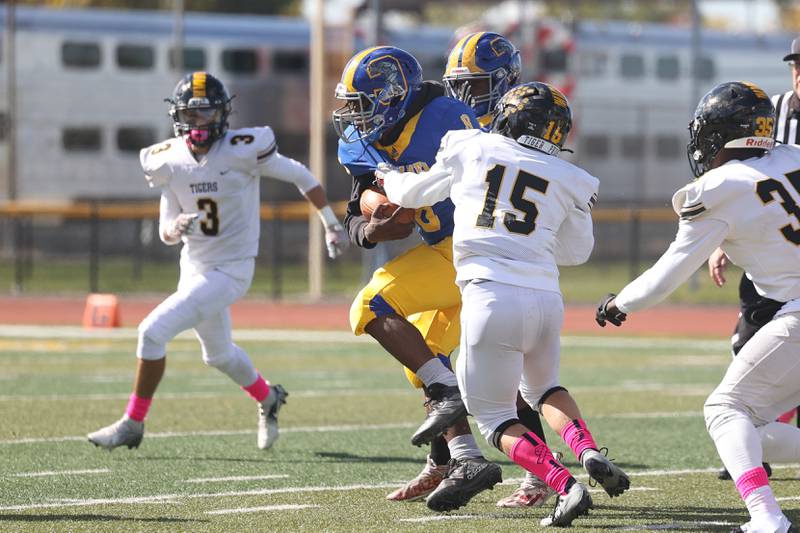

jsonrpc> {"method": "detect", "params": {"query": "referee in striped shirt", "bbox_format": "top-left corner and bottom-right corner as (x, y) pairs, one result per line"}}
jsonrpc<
(773, 37), (800, 144)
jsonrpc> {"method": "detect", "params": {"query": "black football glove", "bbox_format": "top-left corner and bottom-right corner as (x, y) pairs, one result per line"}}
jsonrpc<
(596, 293), (627, 327)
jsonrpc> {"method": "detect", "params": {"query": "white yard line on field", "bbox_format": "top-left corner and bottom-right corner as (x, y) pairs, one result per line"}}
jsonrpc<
(0, 422), (417, 445)
(205, 504), (319, 515)
(0, 324), (729, 351)
(186, 474), (289, 483)
(4, 465), (799, 513)
(0, 483), (399, 511)
(12, 468), (110, 478)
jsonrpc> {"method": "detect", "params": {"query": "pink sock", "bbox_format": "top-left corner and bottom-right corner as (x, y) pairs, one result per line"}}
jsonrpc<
(510, 432), (574, 496)
(561, 419), (598, 463)
(242, 374), (270, 403)
(125, 393), (152, 422)
(777, 408), (796, 424)
(735, 466), (770, 501)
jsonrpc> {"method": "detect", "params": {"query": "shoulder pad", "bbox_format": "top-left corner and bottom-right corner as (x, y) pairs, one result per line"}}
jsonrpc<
(140, 140), (177, 188)
(338, 138), (384, 177)
(671, 167), (745, 220)
(226, 126), (278, 166)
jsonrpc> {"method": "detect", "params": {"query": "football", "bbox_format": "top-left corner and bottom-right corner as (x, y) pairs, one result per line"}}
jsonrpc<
(359, 187), (416, 224)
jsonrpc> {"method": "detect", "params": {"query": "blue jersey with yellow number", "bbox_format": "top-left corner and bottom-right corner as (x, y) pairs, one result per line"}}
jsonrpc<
(338, 95), (479, 245)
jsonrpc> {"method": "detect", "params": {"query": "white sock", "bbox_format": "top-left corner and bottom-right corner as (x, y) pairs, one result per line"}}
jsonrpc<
(758, 421), (800, 463)
(447, 434), (483, 460)
(415, 358), (458, 388)
(744, 486), (783, 526)
(706, 406), (763, 482)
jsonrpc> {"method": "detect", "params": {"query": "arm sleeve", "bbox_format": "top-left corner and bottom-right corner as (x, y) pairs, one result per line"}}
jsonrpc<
(615, 217), (729, 313)
(258, 151), (320, 193)
(553, 207), (594, 266)
(383, 163), (453, 208)
(158, 187), (182, 246)
(344, 172), (378, 249)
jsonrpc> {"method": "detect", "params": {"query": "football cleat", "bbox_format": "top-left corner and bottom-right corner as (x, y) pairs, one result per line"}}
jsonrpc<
(411, 383), (467, 447)
(582, 448), (630, 497)
(730, 514), (796, 533)
(719, 462), (772, 481)
(258, 384), (288, 450)
(425, 456), (503, 512)
(386, 455), (449, 501)
(539, 481), (592, 527)
(87, 416), (144, 451)
(496, 471), (557, 508)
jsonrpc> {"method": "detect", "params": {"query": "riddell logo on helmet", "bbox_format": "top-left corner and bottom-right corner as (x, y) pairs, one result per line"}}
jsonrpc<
(745, 138), (772, 147)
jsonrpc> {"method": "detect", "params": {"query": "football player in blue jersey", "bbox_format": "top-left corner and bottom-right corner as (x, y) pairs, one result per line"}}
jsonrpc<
(333, 46), (501, 511)
(443, 31), (559, 510)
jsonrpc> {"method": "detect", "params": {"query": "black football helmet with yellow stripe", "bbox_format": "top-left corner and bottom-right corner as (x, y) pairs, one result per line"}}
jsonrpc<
(490, 81), (571, 156)
(166, 71), (233, 148)
(687, 81), (775, 178)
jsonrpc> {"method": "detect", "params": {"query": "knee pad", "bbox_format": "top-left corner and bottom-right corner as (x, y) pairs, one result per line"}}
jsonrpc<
(405, 353), (451, 389)
(490, 418), (521, 451)
(203, 344), (258, 387)
(136, 321), (167, 360)
(535, 385), (568, 412)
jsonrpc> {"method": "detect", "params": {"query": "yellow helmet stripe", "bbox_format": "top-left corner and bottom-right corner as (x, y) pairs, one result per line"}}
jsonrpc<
(192, 71), (207, 98)
(460, 32), (485, 73)
(446, 34), (472, 74)
(343, 47), (383, 91)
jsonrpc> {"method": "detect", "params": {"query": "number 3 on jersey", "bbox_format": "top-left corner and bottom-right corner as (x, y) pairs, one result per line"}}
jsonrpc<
(196, 198), (219, 236)
(476, 164), (549, 235)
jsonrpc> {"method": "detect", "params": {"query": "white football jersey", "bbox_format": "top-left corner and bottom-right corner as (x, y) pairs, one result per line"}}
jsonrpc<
(616, 144), (800, 313)
(383, 130), (599, 292)
(140, 127), (277, 272)
(674, 144), (800, 303)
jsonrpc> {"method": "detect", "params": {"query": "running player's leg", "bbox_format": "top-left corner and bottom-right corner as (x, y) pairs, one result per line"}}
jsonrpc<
(705, 312), (800, 532)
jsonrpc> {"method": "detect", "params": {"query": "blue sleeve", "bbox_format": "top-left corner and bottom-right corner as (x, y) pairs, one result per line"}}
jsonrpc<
(337, 138), (386, 177)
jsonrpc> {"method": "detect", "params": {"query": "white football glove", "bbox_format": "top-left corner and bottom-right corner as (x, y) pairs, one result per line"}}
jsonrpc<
(166, 213), (199, 241)
(325, 223), (349, 259)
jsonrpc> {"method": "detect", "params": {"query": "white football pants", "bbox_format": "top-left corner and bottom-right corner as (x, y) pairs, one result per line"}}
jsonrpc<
(136, 260), (258, 387)
(704, 311), (800, 482)
(456, 280), (562, 442)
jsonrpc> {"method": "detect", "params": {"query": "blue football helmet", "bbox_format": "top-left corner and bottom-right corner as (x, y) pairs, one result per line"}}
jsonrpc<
(443, 32), (521, 122)
(332, 46), (423, 143)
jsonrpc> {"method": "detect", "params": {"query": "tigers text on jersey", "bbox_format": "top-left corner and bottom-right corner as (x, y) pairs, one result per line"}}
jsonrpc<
(383, 130), (599, 292)
(140, 127), (277, 273)
(338, 91), (479, 245)
(616, 144), (800, 314)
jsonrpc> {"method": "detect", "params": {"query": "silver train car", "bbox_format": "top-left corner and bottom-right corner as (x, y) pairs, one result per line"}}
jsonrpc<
(0, 6), (793, 205)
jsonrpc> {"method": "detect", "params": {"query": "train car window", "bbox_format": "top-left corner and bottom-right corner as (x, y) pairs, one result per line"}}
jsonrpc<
(655, 135), (681, 159)
(222, 49), (257, 74)
(169, 47), (206, 71)
(621, 136), (644, 159)
(117, 45), (155, 70)
(579, 52), (607, 77)
(656, 56), (679, 80)
(62, 127), (102, 152)
(273, 50), (308, 74)
(62, 42), (101, 69)
(117, 127), (157, 153)
(693, 56), (715, 81)
(581, 134), (609, 158)
(620, 54), (644, 78)
(540, 49), (567, 72)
